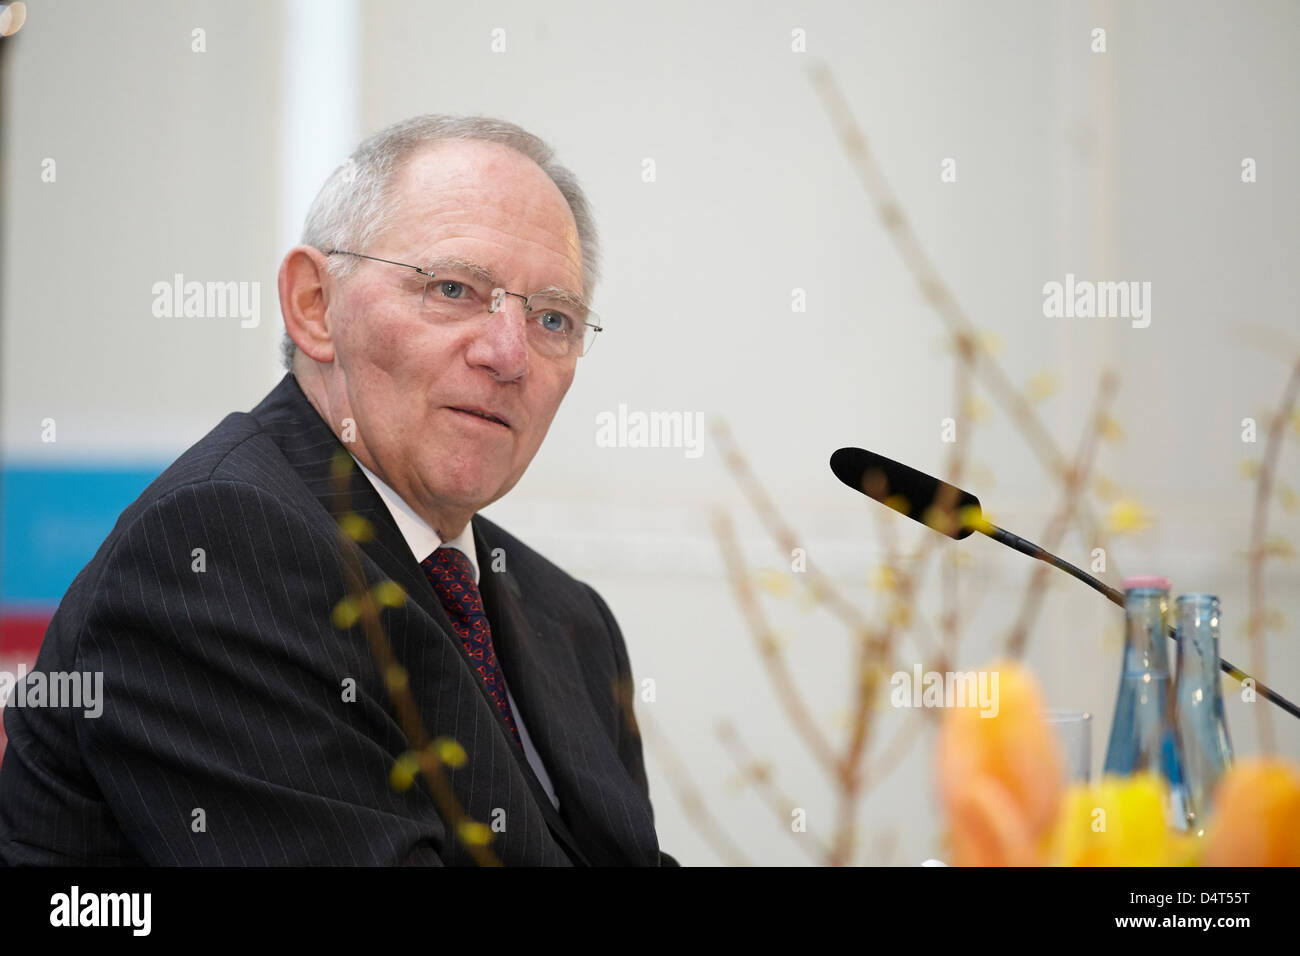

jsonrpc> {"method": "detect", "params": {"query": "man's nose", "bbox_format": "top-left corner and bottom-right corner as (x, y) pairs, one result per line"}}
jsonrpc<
(467, 291), (530, 379)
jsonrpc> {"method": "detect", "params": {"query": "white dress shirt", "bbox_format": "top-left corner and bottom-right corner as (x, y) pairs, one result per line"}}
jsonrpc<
(350, 456), (561, 810)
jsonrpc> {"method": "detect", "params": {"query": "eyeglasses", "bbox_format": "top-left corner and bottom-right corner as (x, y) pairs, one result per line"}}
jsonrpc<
(325, 250), (602, 358)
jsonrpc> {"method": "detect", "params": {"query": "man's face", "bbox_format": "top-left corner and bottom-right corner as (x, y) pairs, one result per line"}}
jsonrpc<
(322, 141), (585, 536)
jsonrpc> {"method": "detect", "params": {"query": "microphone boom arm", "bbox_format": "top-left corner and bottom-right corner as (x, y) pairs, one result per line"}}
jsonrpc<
(982, 523), (1300, 721)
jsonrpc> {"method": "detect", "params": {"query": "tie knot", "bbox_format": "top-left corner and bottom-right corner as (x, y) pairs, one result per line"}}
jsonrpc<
(422, 546), (475, 585)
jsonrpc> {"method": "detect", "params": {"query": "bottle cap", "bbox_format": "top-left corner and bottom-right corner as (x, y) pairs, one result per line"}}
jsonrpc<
(1123, 575), (1170, 590)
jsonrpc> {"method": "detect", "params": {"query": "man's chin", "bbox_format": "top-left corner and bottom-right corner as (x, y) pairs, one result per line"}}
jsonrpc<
(426, 476), (508, 519)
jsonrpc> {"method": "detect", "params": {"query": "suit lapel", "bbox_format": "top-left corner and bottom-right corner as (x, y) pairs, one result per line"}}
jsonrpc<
(355, 493), (595, 865)
(472, 517), (661, 866)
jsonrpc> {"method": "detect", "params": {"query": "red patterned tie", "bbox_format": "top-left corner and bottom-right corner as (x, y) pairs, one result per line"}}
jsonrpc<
(420, 546), (522, 747)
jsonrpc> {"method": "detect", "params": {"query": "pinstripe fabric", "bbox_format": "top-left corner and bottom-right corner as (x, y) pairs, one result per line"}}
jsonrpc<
(0, 373), (677, 867)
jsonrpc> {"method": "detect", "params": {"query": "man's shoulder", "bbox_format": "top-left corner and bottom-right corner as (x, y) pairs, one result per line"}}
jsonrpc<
(141, 372), (320, 502)
(56, 376), (330, 610)
(140, 411), (271, 500)
(115, 397), (314, 535)
(135, 372), (330, 504)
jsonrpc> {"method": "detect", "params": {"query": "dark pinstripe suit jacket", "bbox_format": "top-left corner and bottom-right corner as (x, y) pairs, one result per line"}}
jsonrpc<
(0, 373), (676, 866)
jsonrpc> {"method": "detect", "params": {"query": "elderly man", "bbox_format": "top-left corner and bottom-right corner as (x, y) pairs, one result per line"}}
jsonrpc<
(0, 115), (677, 866)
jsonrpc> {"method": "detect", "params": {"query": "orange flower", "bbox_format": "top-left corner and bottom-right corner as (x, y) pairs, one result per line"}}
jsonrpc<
(1203, 758), (1300, 866)
(935, 661), (1064, 865)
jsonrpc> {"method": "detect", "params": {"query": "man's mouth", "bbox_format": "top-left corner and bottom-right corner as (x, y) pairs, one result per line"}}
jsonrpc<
(449, 406), (510, 428)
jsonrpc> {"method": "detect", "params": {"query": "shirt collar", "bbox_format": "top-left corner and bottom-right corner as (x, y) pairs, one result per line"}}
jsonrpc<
(350, 454), (479, 584)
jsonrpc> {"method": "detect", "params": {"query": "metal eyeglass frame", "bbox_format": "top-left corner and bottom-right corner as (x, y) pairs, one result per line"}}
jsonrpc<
(324, 249), (603, 356)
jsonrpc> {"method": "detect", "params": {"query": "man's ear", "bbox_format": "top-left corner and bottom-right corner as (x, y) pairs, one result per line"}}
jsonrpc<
(279, 246), (336, 364)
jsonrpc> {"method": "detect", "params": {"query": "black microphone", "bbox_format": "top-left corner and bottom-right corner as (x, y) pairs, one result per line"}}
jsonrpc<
(829, 446), (1300, 722)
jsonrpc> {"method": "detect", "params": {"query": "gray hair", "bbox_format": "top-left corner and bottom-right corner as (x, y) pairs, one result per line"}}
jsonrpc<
(280, 114), (601, 370)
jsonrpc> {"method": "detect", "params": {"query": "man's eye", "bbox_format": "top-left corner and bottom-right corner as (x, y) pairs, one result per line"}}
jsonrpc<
(537, 311), (572, 334)
(438, 280), (468, 300)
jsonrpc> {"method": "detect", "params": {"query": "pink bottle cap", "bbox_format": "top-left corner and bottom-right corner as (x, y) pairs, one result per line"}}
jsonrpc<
(1123, 575), (1170, 590)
